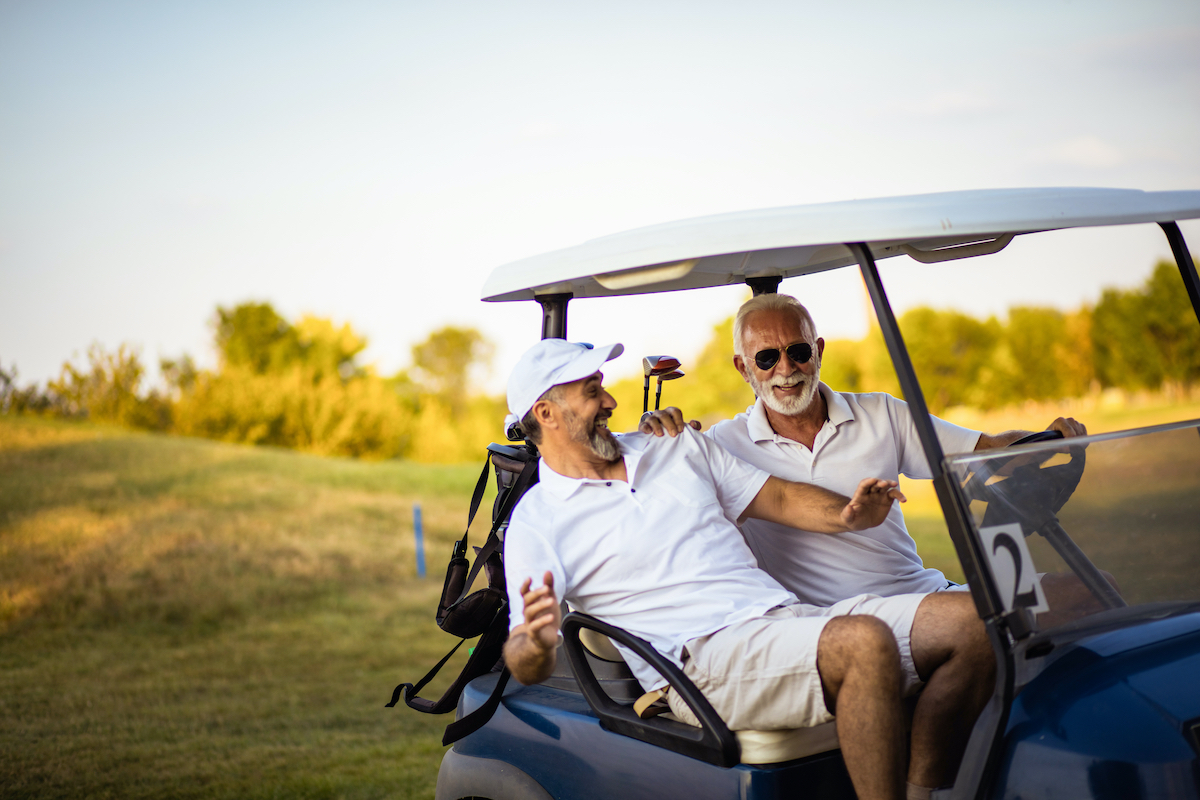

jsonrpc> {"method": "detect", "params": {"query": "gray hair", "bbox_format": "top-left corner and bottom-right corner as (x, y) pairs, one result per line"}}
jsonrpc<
(732, 294), (818, 356)
(518, 383), (566, 445)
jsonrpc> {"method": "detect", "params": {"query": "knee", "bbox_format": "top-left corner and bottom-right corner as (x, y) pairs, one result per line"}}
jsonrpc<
(913, 593), (994, 679)
(822, 615), (901, 674)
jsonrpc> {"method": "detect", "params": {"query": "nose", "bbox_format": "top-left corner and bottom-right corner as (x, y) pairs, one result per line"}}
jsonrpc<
(601, 388), (617, 410)
(783, 350), (807, 368)
(769, 353), (801, 375)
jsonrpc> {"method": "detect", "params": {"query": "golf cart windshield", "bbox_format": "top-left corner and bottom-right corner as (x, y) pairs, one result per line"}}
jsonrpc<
(944, 421), (1200, 640)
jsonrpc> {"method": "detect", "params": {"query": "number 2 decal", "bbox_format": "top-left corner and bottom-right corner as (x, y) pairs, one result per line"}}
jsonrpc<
(979, 523), (1050, 614)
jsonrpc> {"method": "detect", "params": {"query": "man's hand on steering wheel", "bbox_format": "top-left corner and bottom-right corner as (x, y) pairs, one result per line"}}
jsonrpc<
(1047, 416), (1087, 439)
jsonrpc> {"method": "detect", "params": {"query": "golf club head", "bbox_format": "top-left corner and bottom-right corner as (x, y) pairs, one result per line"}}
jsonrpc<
(644, 356), (680, 412)
(654, 370), (685, 410)
(643, 356), (681, 377)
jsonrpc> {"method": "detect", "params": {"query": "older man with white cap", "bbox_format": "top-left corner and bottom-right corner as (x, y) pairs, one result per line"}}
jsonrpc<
(500, 339), (996, 800)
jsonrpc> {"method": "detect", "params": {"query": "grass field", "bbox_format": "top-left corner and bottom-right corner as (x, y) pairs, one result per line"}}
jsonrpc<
(3, 393), (1198, 798)
(1, 416), (494, 799)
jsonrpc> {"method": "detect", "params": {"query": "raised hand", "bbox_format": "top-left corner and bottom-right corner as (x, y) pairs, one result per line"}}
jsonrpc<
(841, 478), (906, 531)
(520, 571), (561, 652)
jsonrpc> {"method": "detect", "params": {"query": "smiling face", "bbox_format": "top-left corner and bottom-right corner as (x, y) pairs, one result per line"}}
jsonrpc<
(556, 372), (620, 462)
(735, 308), (825, 417)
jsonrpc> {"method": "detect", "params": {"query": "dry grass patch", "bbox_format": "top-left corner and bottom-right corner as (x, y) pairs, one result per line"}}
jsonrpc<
(0, 416), (492, 798)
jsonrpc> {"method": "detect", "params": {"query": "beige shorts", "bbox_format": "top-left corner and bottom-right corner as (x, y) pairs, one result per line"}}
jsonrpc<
(666, 592), (928, 731)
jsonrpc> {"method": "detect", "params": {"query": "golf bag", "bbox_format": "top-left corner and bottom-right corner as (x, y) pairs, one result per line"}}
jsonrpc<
(386, 442), (539, 746)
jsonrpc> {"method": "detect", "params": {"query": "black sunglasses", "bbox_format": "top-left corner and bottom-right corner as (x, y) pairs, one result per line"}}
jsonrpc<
(754, 343), (813, 371)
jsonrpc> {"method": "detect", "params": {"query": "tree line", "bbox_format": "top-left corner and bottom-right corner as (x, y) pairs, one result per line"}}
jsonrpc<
(605, 259), (1200, 430)
(4, 259), (1198, 459)
(0, 303), (502, 462)
(824, 259), (1200, 412)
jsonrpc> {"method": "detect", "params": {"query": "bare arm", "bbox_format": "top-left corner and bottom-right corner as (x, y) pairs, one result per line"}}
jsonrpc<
(975, 416), (1087, 450)
(502, 571), (561, 685)
(741, 476), (906, 532)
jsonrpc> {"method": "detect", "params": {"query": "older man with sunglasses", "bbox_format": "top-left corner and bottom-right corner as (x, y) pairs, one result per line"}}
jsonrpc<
(648, 293), (1087, 610)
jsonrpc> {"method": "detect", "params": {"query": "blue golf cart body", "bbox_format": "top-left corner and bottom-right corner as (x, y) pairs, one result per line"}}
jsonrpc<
(430, 188), (1200, 799)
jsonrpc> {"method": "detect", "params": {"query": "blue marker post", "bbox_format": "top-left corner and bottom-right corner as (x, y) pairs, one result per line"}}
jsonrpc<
(413, 503), (426, 578)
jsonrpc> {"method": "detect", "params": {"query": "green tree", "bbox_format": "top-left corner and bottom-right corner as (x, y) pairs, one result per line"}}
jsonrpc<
(1141, 260), (1200, 388)
(999, 307), (1094, 402)
(899, 308), (1000, 412)
(214, 302), (302, 374)
(410, 327), (495, 411)
(160, 354), (199, 397)
(818, 339), (863, 393)
(48, 344), (169, 429)
(1091, 260), (1200, 391)
(294, 315), (368, 381)
(0, 361), (54, 415)
(822, 326), (899, 398)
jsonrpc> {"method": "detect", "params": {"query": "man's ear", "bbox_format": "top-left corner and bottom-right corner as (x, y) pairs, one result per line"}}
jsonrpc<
(733, 355), (751, 384)
(532, 398), (560, 431)
(817, 338), (825, 359)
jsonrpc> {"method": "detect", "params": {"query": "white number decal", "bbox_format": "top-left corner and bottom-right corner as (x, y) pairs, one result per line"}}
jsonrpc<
(978, 523), (1049, 615)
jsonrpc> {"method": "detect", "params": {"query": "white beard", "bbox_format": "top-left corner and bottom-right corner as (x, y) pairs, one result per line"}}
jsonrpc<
(747, 354), (822, 416)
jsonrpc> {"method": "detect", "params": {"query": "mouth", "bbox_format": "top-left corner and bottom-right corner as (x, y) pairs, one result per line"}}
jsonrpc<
(771, 376), (806, 392)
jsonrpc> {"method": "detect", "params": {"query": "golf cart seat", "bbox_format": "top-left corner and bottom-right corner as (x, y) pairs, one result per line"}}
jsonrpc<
(568, 614), (841, 766)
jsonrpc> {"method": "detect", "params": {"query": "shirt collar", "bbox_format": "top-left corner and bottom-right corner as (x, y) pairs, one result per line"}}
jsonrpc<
(747, 382), (856, 443)
(536, 433), (647, 499)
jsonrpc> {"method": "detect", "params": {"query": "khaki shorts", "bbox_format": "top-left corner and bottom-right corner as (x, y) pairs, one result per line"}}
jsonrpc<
(666, 592), (928, 731)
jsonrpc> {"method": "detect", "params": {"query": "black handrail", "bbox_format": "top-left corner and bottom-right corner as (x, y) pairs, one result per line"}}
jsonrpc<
(560, 612), (741, 768)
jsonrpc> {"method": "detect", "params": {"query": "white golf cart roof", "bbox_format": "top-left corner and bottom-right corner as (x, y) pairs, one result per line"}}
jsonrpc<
(482, 187), (1200, 302)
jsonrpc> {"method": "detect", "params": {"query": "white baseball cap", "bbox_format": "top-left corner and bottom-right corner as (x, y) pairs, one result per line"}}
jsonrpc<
(507, 339), (624, 420)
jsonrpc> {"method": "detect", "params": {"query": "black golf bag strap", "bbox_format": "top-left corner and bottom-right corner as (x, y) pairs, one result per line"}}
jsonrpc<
(452, 457), (494, 561)
(385, 637), (468, 711)
(442, 666), (512, 745)
(385, 601), (509, 714)
(454, 456), (538, 605)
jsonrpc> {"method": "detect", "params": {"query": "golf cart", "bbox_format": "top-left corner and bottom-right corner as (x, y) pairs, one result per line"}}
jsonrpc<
(429, 188), (1200, 799)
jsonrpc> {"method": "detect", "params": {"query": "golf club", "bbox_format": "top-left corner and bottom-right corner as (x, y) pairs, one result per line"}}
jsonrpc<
(654, 369), (684, 411)
(642, 356), (681, 412)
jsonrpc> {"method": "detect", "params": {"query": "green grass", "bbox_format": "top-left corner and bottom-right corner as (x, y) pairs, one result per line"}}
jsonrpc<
(1, 417), (495, 799)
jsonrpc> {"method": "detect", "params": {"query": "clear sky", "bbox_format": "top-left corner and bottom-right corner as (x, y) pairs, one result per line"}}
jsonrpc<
(2, 0), (1198, 392)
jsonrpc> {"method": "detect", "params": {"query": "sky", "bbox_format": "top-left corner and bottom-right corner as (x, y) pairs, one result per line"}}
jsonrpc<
(2, 0), (1199, 395)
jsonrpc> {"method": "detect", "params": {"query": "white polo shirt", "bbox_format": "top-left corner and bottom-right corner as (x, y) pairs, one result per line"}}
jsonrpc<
(504, 428), (788, 692)
(706, 385), (981, 607)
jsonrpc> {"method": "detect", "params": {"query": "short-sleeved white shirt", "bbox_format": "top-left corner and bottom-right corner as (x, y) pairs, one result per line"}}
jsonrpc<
(705, 385), (981, 607)
(503, 428), (786, 692)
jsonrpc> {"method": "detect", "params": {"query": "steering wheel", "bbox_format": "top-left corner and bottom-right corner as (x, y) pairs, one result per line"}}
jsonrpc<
(959, 427), (1126, 612)
(960, 428), (1086, 532)
(1009, 429), (1065, 446)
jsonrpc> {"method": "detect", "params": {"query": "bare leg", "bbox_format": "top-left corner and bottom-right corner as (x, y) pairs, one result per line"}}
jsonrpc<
(818, 615), (906, 800)
(908, 592), (996, 789)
